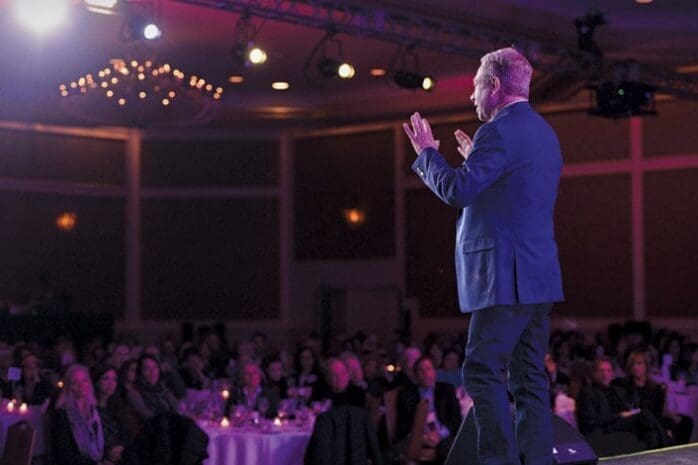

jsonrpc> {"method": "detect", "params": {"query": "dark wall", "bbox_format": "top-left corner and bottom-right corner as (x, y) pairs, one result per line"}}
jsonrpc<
(0, 191), (125, 316)
(295, 130), (395, 260)
(142, 197), (279, 320)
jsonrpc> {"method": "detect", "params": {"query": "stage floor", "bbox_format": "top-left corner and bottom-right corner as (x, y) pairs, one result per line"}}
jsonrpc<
(600, 443), (698, 465)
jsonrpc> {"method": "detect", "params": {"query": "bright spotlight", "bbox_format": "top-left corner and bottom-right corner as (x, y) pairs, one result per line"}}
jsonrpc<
(13, 0), (70, 35)
(318, 58), (355, 80)
(143, 23), (162, 40)
(422, 76), (436, 91)
(394, 70), (436, 91)
(123, 15), (161, 41)
(248, 47), (267, 65)
(338, 62), (356, 79)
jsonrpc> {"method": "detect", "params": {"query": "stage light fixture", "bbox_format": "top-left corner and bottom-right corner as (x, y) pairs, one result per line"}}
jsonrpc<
(229, 13), (268, 73)
(393, 70), (436, 91)
(84, 0), (119, 15)
(248, 46), (267, 65)
(318, 58), (355, 79)
(387, 44), (436, 92)
(143, 23), (162, 40)
(122, 14), (162, 41)
(304, 27), (356, 84)
(574, 11), (606, 57)
(13, 0), (70, 35)
(589, 80), (656, 118)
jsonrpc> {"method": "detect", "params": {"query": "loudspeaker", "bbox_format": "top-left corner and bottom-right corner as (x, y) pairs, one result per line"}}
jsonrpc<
(445, 411), (598, 465)
(551, 415), (598, 465)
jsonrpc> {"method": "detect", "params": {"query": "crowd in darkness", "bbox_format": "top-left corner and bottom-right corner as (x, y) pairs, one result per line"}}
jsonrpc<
(0, 321), (696, 465)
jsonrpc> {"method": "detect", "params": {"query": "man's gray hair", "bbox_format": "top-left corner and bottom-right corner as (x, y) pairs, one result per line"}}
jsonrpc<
(480, 47), (533, 98)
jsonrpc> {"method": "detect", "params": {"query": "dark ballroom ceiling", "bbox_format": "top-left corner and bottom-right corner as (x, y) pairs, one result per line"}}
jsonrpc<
(0, 0), (696, 128)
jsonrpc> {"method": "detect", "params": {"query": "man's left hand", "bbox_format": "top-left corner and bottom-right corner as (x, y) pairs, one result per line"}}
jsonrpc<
(403, 112), (440, 155)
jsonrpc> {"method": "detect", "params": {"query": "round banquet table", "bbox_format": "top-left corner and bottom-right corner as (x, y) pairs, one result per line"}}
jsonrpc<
(198, 421), (312, 465)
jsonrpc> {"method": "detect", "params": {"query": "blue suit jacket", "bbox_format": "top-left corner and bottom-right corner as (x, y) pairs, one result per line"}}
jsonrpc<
(412, 102), (564, 313)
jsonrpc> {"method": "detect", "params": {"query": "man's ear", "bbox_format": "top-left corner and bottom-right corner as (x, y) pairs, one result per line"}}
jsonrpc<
(491, 76), (501, 95)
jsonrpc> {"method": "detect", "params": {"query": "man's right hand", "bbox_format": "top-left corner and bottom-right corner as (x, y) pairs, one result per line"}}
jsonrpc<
(455, 129), (473, 160)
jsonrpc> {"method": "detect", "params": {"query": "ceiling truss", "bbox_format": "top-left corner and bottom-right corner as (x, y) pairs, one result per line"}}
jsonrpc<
(174, 0), (698, 99)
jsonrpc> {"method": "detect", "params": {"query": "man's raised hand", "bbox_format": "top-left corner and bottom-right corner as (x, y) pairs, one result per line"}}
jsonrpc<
(403, 112), (440, 155)
(455, 129), (473, 161)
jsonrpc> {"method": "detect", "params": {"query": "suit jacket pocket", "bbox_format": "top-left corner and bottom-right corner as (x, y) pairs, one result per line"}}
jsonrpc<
(462, 237), (495, 253)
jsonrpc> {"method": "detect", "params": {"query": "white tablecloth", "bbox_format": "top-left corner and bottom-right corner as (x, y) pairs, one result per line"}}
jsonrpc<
(0, 405), (46, 457)
(199, 422), (311, 465)
(665, 385), (698, 443)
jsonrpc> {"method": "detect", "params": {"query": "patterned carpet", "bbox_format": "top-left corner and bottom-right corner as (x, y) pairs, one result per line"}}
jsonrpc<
(600, 443), (698, 465)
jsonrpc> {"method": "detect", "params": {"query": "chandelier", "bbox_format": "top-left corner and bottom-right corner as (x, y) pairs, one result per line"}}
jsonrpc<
(59, 58), (224, 127)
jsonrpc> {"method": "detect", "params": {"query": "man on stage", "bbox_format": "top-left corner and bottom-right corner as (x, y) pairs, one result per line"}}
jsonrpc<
(403, 47), (564, 465)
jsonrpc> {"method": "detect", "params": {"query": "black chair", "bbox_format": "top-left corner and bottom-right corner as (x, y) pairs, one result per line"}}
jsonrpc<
(2, 421), (35, 465)
(304, 406), (384, 465)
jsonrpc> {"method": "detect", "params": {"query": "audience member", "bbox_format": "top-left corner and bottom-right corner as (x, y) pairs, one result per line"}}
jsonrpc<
(118, 359), (138, 399)
(312, 358), (366, 408)
(614, 350), (693, 445)
(107, 343), (131, 371)
(436, 348), (463, 388)
(362, 354), (389, 398)
(262, 353), (288, 400)
(126, 355), (178, 421)
(51, 364), (105, 465)
(390, 346), (421, 389)
(577, 356), (670, 450)
(17, 353), (54, 405)
(396, 356), (462, 464)
(0, 347), (14, 398)
(91, 363), (129, 465)
(685, 347), (698, 386)
(179, 348), (211, 390)
(343, 355), (368, 391)
(225, 362), (278, 418)
(291, 345), (322, 400)
(544, 352), (570, 406)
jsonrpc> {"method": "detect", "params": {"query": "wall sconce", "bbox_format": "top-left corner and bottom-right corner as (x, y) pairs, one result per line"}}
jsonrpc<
(343, 208), (366, 228)
(56, 212), (78, 232)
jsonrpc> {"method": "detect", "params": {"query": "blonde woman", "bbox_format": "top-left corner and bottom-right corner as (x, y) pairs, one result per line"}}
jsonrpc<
(51, 364), (107, 465)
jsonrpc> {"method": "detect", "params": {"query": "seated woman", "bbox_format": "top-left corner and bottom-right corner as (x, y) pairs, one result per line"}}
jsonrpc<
(178, 348), (211, 390)
(262, 353), (289, 400)
(614, 350), (693, 445)
(17, 353), (54, 406)
(51, 364), (105, 465)
(225, 362), (278, 418)
(126, 354), (178, 421)
(290, 346), (322, 401)
(91, 363), (130, 465)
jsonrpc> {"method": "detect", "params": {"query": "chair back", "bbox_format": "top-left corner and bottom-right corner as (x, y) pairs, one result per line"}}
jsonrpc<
(383, 388), (400, 443)
(405, 398), (437, 462)
(304, 406), (383, 465)
(365, 394), (382, 430)
(2, 421), (36, 465)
